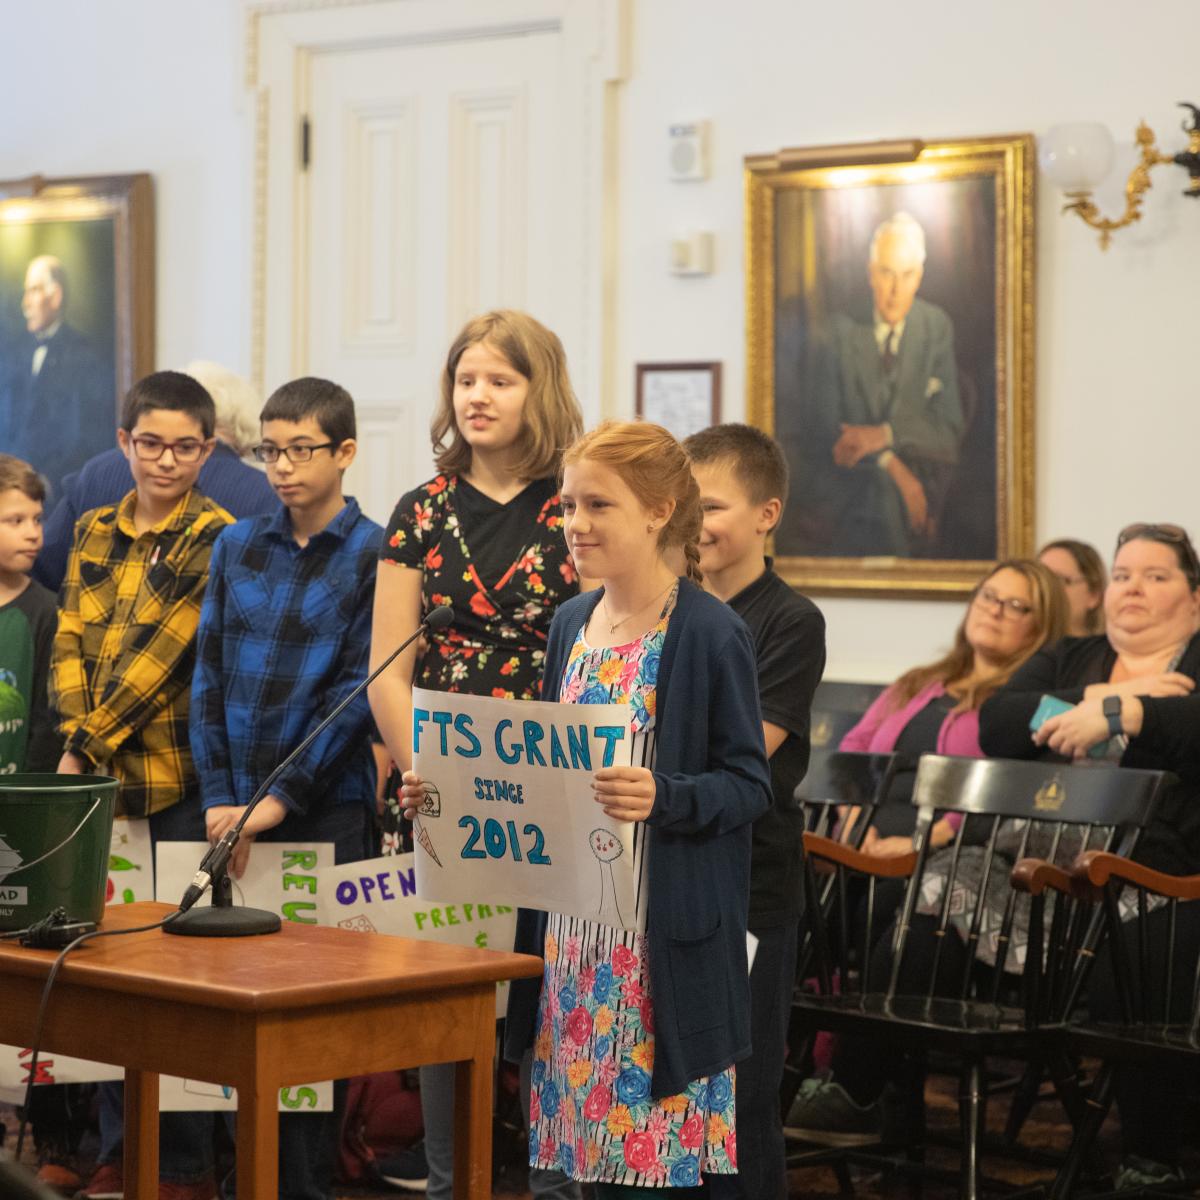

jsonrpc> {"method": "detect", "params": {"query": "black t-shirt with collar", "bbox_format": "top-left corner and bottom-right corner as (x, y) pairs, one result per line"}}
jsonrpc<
(728, 559), (826, 928)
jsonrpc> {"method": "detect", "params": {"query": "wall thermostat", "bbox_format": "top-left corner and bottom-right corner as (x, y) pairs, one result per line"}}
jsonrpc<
(668, 121), (710, 181)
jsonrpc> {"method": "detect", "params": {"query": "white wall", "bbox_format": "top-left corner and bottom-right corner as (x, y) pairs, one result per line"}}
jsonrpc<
(614, 0), (1200, 680)
(0, 2), (252, 373)
(3, 0), (1198, 682)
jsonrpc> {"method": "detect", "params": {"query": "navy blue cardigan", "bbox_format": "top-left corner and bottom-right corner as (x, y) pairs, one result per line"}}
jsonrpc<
(504, 578), (772, 1098)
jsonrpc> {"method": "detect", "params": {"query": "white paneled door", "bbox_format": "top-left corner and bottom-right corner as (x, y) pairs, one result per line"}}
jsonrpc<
(303, 29), (564, 524)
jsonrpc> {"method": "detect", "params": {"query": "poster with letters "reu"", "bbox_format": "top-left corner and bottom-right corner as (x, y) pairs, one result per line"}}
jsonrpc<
(411, 688), (646, 932)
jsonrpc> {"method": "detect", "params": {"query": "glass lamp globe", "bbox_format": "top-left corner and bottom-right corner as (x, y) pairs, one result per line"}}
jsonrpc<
(1039, 123), (1115, 192)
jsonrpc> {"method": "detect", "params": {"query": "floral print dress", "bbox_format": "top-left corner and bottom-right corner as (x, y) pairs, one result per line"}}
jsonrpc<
(378, 474), (578, 849)
(529, 594), (738, 1187)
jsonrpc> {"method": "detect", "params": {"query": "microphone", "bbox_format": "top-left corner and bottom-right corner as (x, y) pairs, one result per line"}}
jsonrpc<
(175, 604), (454, 917)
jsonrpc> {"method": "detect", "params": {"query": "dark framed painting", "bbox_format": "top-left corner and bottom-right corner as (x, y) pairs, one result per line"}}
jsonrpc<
(635, 361), (722, 439)
(745, 134), (1034, 597)
(0, 173), (154, 501)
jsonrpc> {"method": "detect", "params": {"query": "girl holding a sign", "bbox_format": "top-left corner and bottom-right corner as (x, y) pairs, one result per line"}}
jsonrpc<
(370, 310), (586, 1200)
(407, 420), (772, 1195)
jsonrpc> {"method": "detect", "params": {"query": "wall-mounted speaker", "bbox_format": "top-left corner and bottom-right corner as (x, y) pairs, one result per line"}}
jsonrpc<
(668, 122), (710, 181)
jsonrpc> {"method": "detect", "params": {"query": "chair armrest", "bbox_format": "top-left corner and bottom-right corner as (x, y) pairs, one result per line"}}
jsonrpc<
(802, 831), (916, 879)
(1074, 850), (1200, 900)
(1010, 857), (1077, 898)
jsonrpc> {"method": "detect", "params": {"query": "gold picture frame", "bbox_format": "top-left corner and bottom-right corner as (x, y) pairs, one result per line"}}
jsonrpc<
(745, 134), (1034, 598)
(0, 173), (154, 499)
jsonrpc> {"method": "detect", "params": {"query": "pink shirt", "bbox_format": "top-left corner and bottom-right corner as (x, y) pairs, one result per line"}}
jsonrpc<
(840, 680), (985, 829)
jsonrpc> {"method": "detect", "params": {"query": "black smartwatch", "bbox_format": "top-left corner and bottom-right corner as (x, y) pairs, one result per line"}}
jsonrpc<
(1102, 694), (1123, 738)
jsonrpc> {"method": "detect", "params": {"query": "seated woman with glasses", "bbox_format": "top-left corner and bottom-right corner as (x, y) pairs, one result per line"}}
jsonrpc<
(1038, 536), (1106, 636)
(981, 522), (1200, 1189)
(839, 559), (1068, 857)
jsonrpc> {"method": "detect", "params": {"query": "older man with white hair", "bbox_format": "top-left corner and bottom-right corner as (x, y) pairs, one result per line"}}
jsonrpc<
(33, 361), (278, 590)
(0, 255), (114, 498)
(779, 212), (964, 559)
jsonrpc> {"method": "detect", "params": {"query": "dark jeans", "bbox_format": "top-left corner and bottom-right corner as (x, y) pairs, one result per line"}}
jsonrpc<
(27, 1083), (92, 1162)
(704, 919), (798, 1200)
(831, 913), (969, 1107)
(1087, 902), (1200, 1167)
(222, 804), (372, 1199)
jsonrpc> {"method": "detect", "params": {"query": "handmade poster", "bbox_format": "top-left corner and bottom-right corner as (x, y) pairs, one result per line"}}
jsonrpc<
(316, 852), (518, 1017)
(0, 841), (335, 1110)
(411, 688), (645, 931)
(105, 816), (154, 905)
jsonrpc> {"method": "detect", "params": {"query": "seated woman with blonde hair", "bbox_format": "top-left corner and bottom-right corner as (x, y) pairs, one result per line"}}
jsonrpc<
(842, 558), (1068, 855)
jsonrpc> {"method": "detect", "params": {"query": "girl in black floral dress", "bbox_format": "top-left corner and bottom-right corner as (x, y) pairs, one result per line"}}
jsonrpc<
(368, 309), (585, 1200)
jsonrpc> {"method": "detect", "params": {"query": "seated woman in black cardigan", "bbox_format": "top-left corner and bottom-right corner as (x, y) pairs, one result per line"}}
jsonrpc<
(982, 522), (1200, 1190)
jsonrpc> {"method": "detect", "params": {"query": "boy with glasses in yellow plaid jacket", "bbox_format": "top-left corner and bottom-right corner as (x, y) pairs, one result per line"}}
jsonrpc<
(51, 369), (232, 1200)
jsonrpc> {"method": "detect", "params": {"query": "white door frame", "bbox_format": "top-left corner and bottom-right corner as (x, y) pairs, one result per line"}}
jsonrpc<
(244, 0), (627, 422)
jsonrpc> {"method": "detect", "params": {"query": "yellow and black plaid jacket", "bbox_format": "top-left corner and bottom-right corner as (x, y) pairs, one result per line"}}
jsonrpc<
(50, 488), (232, 817)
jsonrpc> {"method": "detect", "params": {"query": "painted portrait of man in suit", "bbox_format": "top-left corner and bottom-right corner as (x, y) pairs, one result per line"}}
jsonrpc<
(0, 253), (115, 500)
(773, 176), (999, 564)
(822, 213), (963, 556)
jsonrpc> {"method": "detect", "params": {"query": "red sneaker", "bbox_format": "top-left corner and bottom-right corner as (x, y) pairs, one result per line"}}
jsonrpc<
(37, 1162), (83, 1194)
(157, 1178), (218, 1200)
(75, 1162), (123, 1198)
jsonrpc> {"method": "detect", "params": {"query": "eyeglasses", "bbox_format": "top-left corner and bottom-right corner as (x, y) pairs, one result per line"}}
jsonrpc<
(130, 436), (209, 464)
(1116, 522), (1200, 588)
(975, 585), (1034, 619)
(252, 442), (338, 464)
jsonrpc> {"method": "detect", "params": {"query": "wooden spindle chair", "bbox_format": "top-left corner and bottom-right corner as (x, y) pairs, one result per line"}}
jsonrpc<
(790, 754), (1169, 1199)
(1027, 848), (1200, 1198)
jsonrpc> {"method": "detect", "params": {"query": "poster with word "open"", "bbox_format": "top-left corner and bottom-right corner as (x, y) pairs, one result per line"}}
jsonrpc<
(411, 688), (646, 932)
(315, 852), (518, 1017)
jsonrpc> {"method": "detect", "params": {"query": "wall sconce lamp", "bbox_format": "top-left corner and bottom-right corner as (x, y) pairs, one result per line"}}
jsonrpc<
(1040, 103), (1200, 248)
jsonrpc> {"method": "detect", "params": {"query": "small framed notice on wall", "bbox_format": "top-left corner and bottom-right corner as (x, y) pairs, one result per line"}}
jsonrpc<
(635, 361), (721, 439)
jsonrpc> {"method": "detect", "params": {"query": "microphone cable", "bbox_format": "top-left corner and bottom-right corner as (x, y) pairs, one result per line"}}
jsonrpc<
(13, 908), (183, 1162)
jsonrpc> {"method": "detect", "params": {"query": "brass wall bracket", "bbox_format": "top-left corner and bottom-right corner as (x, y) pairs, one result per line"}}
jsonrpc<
(1063, 102), (1200, 249)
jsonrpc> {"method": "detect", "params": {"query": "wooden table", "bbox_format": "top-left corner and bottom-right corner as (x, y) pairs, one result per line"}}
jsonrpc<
(0, 901), (542, 1199)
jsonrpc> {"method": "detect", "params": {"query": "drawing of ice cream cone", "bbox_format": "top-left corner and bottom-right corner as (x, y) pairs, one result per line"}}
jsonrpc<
(414, 816), (443, 867)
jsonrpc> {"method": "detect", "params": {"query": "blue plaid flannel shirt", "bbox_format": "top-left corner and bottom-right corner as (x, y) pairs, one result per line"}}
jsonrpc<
(190, 498), (383, 816)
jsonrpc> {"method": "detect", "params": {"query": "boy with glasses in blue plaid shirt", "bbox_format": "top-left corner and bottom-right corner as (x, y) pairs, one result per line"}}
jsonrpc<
(190, 376), (382, 1198)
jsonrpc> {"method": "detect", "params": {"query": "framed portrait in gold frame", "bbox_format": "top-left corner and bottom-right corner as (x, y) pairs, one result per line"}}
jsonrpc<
(0, 173), (154, 500)
(745, 134), (1034, 598)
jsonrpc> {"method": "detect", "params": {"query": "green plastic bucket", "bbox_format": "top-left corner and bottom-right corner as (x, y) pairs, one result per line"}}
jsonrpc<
(0, 773), (119, 931)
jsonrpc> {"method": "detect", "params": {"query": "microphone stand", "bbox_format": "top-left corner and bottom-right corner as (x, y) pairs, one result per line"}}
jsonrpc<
(166, 606), (452, 937)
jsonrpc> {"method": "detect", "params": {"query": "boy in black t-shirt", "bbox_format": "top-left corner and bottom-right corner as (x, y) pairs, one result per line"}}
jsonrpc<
(684, 424), (826, 1200)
